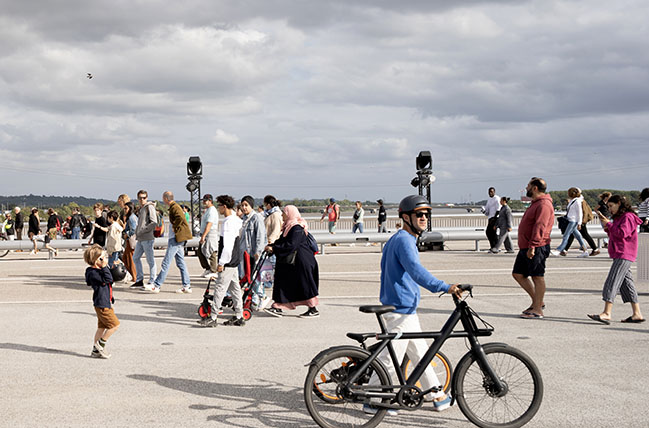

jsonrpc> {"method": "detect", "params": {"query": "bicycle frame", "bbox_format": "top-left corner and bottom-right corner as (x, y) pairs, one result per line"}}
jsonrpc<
(343, 296), (504, 407)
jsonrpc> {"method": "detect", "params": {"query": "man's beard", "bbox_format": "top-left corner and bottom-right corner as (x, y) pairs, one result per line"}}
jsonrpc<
(526, 189), (533, 198)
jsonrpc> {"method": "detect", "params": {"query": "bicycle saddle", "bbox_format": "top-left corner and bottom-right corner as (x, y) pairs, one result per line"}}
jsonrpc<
(359, 305), (396, 315)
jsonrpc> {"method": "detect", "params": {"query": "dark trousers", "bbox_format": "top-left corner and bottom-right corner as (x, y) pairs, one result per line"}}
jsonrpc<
(565, 223), (597, 251)
(640, 218), (649, 233)
(486, 217), (498, 248)
(15, 228), (22, 240)
(197, 249), (218, 272)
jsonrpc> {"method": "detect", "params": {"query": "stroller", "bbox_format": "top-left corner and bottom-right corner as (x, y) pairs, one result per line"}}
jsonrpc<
(197, 250), (270, 321)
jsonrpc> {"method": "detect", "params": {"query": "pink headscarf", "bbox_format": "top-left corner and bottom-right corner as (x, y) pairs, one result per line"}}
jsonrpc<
(281, 205), (308, 237)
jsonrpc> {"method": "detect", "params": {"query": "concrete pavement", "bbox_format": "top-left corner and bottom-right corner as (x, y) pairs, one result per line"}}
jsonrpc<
(0, 244), (647, 427)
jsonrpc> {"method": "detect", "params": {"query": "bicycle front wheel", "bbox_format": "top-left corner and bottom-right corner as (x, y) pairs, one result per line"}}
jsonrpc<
(304, 346), (391, 428)
(455, 344), (543, 428)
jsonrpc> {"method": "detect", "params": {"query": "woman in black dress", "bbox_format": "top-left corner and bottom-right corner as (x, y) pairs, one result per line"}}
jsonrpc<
(264, 205), (319, 318)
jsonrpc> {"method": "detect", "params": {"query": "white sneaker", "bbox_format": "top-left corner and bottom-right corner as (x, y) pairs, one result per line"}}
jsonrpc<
(142, 283), (156, 292)
(259, 296), (271, 310)
(176, 287), (192, 294)
(550, 250), (560, 256)
(578, 251), (589, 258)
(200, 269), (211, 278)
(205, 272), (218, 279)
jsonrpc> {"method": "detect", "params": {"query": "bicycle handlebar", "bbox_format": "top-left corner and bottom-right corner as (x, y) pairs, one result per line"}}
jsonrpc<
(458, 283), (473, 292)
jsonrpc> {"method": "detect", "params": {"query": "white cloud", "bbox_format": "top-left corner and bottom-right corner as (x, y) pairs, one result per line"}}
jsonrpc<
(212, 129), (240, 145)
(0, 0), (647, 202)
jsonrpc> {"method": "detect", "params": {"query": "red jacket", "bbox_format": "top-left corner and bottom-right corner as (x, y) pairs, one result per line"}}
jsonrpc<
(518, 193), (554, 249)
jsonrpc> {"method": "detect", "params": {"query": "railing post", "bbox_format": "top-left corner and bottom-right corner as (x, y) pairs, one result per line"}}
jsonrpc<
(475, 240), (480, 251)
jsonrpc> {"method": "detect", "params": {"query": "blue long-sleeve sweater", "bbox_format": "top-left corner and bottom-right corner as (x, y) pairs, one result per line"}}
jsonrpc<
(380, 230), (450, 314)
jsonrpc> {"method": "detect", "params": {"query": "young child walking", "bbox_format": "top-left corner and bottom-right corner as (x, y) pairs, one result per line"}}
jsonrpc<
(84, 244), (120, 358)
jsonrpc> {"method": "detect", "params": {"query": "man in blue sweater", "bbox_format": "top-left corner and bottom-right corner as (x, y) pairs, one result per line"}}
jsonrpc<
(368, 195), (461, 414)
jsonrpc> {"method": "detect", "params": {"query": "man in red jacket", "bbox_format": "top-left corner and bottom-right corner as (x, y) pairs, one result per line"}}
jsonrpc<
(513, 177), (554, 319)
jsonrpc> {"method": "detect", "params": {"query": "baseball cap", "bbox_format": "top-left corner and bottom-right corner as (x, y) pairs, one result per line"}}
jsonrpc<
(202, 194), (213, 202)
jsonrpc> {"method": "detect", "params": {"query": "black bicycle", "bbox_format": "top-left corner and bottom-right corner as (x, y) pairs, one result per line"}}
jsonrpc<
(304, 284), (543, 428)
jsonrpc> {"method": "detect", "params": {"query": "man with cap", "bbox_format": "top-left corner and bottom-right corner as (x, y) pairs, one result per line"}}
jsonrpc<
(198, 194), (219, 278)
(320, 197), (340, 235)
(365, 195), (462, 414)
(377, 199), (387, 233)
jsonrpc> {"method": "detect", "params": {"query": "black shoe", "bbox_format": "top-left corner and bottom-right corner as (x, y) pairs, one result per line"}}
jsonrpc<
(130, 280), (144, 289)
(264, 307), (283, 317)
(299, 307), (320, 318)
(223, 316), (246, 326)
(197, 317), (218, 327)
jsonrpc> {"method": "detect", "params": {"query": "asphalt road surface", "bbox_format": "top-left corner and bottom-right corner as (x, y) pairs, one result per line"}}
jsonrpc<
(1, 243), (647, 427)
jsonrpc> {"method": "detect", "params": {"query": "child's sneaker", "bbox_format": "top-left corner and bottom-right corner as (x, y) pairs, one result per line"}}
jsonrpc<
(432, 394), (452, 412)
(92, 343), (111, 359)
(175, 287), (192, 294)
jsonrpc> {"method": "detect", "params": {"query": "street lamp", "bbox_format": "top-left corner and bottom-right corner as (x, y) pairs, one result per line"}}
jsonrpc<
(186, 156), (202, 236)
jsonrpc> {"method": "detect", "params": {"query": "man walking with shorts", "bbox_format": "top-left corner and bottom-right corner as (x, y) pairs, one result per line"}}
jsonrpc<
(513, 177), (554, 319)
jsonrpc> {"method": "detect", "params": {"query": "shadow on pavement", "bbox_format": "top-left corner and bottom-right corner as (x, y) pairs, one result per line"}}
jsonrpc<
(0, 342), (89, 358)
(63, 300), (201, 326)
(126, 374), (460, 427)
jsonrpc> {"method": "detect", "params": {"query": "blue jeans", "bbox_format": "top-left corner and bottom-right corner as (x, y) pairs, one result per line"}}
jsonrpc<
(108, 251), (121, 268)
(71, 227), (81, 239)
(557, 221), (585, 252)
(153, 237), (190, 288)
(352, 223), (364, 233)
(133, 239), (156, 283)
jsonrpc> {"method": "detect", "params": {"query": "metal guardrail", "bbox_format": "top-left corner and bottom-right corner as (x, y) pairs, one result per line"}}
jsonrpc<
(1, 227), (608, 257)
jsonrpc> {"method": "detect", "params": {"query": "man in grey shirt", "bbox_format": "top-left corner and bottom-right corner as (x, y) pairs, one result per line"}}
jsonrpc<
(132, 189), (158, 288)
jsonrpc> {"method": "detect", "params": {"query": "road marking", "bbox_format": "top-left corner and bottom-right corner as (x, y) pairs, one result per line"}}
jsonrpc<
(320, 267), (610, 276)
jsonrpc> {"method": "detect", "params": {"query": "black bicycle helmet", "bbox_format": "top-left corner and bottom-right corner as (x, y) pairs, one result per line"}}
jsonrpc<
(398, 195), (431, 214)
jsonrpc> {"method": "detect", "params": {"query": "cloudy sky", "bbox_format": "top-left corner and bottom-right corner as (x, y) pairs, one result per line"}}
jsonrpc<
(1, 0), (648, 203)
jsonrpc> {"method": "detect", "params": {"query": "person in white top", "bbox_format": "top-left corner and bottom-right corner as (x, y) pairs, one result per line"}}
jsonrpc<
(352, 201), (365, 234)
(482, 187), (500, 249)
(198, 194), (219, 278)
(552, 187), (588, 257)
(198, 195), (245, 328)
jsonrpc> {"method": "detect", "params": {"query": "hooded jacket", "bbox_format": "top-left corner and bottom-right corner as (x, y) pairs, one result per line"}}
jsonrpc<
(605, 212), (643, 262)
(135, 202), (158, 241)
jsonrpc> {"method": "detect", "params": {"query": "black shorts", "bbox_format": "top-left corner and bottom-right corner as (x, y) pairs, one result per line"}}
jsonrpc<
(512, 244), (550, 278)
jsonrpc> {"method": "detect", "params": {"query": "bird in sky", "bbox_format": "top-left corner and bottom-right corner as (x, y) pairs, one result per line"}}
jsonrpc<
(87, 73), (93, 79)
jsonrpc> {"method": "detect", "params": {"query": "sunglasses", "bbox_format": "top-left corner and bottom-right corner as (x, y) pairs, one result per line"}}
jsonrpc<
(414, 211), (430, 218)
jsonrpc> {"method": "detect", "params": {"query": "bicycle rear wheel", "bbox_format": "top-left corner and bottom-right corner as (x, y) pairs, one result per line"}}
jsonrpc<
(455, 344), (543, 428)
(304, 346), (391, 428)
(400, 350), (453, 393)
